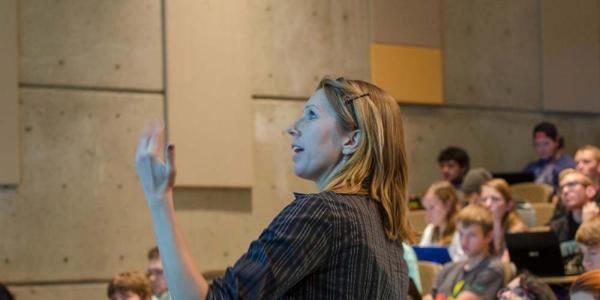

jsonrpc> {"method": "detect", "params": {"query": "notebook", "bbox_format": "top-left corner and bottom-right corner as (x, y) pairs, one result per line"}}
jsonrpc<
(412, 246), (452, 265)
(505, 231), (583, 277)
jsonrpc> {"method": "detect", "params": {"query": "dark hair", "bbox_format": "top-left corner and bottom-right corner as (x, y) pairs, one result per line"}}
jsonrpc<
(437, 146), (470, 170)
(147, 246), (160, 260)
(533, 121), (565, 149)
(519, 271), (557, 300)
(0, 283), (14, 300)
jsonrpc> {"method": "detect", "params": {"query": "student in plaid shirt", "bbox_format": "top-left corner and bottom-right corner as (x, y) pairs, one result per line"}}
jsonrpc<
(135, 77), (413, 299)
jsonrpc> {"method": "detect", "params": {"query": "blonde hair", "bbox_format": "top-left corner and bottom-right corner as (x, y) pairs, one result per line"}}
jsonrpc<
(426, 181), (460, 245)
(571, 270), (600, 299)
(577, 145), (600, 162)
(457, 204), (494, 234)
(560, 168), (593, 186)
(107, 271), (152, 300)
(319, 77), (413, 242)
(577, 216), (600, 246)
(483, 178), (527, 232)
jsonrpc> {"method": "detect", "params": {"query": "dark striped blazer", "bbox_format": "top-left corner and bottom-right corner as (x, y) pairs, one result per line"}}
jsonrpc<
(208, 191), (408, 299)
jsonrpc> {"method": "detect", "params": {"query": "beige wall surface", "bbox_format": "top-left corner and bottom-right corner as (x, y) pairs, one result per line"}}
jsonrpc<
(443, 0), (541, 110)
(3, 0), (600, 299)
(0, 0), (19, 184)
(0, 89), (163, 281)
(166, 0), (254, 188)
(19, 0), (162, 90)
(541, 0), (600, 113)
(10, 284), (106, 300)
(371, 0), (441, 47)
(249, 0), (370, 97)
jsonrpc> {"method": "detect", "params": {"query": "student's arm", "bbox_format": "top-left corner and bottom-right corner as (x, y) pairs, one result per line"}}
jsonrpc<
(136, 125), (209, 300)
(491, 213), (505, 255)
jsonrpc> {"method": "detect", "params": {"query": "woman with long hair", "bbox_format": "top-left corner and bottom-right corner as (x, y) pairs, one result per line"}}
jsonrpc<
(135, 77), (413, 299)
(479, 178), (528, 260)
(419, 181), (465, 261)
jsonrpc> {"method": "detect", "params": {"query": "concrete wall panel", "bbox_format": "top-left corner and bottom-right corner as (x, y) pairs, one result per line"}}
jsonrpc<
(371, 0), (441, 47)
(250, 0), (370, 97)
(541, 0), (600, 113)
(0, 89), (162, 281)
(443, 0), (541, 109)
(9, 283), (106, 300)
(20, 0), (162, 90)
(166, 0), (254, 187)
(0, 0), (19, 184)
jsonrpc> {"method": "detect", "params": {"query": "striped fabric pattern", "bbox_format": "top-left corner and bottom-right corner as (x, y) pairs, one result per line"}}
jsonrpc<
(207, 191), (408, 299)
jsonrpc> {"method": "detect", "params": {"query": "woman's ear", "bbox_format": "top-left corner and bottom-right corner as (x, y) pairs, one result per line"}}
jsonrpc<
(342, 130), (361, 155)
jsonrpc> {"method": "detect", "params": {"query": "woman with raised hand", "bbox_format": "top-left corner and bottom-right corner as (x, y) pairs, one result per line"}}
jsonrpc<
(135, 77), (413, 299)
(479, 178), (528, 261)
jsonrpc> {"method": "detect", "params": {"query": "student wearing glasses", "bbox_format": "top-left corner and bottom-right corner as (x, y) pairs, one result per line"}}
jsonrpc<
(549, 169), (599, 243)
(135, 77), (413, 299)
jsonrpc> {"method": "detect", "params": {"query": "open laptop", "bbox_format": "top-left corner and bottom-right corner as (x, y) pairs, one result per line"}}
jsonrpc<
(492, 172), (535, 185)
(412, 246), (452, 265)
(505, 231), (583, 277)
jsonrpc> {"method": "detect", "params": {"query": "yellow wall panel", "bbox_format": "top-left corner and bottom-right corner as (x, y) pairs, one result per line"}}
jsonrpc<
(370, 43), (443, 104)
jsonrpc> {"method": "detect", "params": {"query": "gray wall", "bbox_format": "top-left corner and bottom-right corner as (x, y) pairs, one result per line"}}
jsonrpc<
(2, 1), (599, 299)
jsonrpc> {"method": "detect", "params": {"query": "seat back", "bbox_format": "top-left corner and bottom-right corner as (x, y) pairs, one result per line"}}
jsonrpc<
(531, 202), (555, 226)
(511, 182), (554, 203)
(417, 260), (442, 295)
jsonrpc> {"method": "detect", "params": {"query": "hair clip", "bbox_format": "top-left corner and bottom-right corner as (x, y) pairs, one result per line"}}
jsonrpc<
(343, 93), (370, 105)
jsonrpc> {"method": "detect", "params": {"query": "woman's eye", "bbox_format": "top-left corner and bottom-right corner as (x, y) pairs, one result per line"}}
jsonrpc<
(307, 110), (317, 119)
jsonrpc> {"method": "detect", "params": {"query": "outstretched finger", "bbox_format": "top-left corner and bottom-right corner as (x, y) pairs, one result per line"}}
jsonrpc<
(136, 126), (153, 159)
(148, 122), (165, 160)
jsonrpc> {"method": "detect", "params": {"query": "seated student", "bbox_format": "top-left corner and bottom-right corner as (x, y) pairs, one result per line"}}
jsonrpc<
(459, 168), (492, 206)
(438, 147), (470, 189)
(419, 181), (465, 261)
(576, 145), (600, 203)
(478, 179), (528, 260)
(497, 271), (556, 300)
(549, 169), (599, 243)
(523, 121), (575, 188)
(423, 205), (505, 300)
(550, 145), (600, 223)
(570, 269), (600, 300)
(147, 247), (172, 300)
(576, 216), (600, 271)
(107, 271), (153, 300)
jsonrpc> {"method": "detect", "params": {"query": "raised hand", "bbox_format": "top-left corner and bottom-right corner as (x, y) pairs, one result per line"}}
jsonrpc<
(582, 201), (599, 223)
(135, 122), (176, 205)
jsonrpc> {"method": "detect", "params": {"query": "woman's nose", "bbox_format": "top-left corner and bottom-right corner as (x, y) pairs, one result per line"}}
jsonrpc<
(287, 120), (300, 136)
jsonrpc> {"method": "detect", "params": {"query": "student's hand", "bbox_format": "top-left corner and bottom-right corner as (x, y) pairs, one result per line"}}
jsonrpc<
(135, 122), (176, 206)
(489, 201), (506, 222)
(422, 294), (433, 300)
(582, 202), (599, 223)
